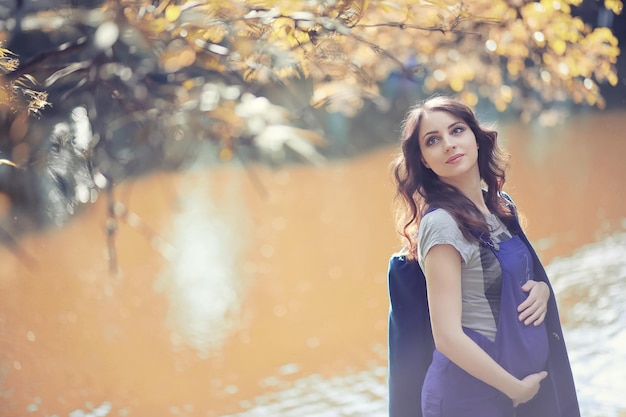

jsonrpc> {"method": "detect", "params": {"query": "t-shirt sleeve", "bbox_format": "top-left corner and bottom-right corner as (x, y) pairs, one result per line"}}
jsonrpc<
(418, 209), (473, 266)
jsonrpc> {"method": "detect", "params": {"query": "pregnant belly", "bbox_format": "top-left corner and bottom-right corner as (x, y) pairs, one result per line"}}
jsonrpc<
(497, 321), (550, 378)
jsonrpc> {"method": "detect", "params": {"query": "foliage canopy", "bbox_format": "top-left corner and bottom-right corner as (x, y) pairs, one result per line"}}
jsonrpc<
(108, 0), (623, 123)
(0, 0), (622, 263)
(2, 0), (623, 162)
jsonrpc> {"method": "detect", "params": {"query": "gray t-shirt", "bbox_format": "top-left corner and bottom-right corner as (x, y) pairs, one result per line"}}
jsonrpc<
(418, 208), (512, 341)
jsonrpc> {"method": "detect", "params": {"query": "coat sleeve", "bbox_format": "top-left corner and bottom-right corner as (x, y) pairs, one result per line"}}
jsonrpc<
(388, 255), (435, 417)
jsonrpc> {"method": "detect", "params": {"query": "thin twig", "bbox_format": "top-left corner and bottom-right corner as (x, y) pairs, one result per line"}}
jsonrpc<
(0, 225), (38, 270)
(13, 36), (89, 78)
(104, 184), (118, 275)
(236, 150), (269, 200)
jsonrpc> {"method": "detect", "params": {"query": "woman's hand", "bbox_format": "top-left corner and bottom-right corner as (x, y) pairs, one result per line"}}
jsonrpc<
(511, 371), (549, 407)
(517, 280), (550, 326)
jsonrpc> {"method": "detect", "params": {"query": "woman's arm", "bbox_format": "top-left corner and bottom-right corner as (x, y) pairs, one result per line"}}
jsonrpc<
(423, 244), (547, 405)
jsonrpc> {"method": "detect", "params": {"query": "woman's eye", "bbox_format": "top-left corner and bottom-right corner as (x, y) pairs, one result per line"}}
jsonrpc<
(425, 136), (439, 146)
(452, 126), (464, 134)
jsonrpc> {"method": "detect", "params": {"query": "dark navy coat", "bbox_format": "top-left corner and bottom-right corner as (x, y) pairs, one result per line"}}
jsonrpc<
(387, 220), (580, 417)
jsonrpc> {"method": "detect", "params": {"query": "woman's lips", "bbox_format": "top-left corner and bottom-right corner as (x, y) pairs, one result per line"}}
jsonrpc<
(446, 154), (464, 163)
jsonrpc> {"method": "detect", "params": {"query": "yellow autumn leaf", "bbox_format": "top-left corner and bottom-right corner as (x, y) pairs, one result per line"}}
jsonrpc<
(550, 38), (567, 56)
(243, 66), (258, 83)
(574, 17), (586, 31)
(182, 79), (195, 90)
(605, 0), (623, 14)
(162, 46), (196, 72)
(494, 98), (507, 112)
(506, 59), (524, 76)
(275, 66), (299, 79)
(149, 17), (169, 33)
(508, 20), (528, 40)
(0, 48), (17, 59)
(165, 5), (181, 22)
(449, 77), (464, 92)
(500, 85), (513, 103)
(461, 91), (478, 107)
(586, 93), (597, 106)
(589, 27), (619, 47)
(202, 26), (226, 43)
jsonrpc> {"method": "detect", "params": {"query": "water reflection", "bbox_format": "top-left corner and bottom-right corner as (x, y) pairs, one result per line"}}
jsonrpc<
(156, 178), (245, 358)
(223, 366), (388, 417)
(548, 232), (626, 417)
(67, 402), (113, 417)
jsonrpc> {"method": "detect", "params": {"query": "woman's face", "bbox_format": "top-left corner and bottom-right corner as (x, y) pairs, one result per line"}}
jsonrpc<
(417, 110), (479, 185)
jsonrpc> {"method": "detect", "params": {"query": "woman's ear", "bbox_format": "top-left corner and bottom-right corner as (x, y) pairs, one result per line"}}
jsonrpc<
(421, 157), (430, 169)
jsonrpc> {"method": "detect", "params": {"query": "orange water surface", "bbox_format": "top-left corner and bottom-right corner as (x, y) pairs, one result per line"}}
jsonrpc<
(0, 110), (624, 416)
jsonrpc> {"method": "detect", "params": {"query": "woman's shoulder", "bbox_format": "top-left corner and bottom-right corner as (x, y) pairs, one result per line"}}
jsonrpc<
(419, 208), (462, 237)
(418, 208), (472, 264)
(421, 207), (457, 226)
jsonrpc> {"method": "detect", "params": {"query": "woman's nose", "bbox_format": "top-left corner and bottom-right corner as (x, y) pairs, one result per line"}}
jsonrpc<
(442, 135), (456, 151)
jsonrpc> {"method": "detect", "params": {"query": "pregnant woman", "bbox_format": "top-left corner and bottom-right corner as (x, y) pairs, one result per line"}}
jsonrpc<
(387, 96), (580, 417)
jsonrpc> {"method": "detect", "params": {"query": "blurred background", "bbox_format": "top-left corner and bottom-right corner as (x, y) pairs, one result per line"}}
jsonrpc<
(0, 1), (625, 416)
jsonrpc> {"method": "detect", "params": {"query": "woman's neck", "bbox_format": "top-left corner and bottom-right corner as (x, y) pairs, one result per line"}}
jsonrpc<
(442, 172), (490, 215)
(465, 188), (490, 215)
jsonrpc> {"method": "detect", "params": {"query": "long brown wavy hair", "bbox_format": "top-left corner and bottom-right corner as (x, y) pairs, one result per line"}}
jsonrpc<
(391, 96), (517, 257)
